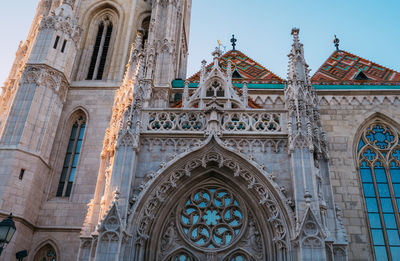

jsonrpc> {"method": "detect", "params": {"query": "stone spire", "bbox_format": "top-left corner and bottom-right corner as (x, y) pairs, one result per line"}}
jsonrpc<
(285, 28), (346, 260)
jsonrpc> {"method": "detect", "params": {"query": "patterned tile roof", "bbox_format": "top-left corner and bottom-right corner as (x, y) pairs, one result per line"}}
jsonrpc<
(187, 50), (284, 84)
(311, 50), (400, 85)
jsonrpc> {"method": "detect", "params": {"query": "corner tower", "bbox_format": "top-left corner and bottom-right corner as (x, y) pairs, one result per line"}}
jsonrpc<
(0, 0), (192, 260)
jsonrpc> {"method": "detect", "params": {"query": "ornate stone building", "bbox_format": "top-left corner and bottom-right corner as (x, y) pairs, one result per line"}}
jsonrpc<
(0, 0), (399, 260)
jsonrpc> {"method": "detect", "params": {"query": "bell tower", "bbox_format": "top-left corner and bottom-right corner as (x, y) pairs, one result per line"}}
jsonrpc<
(145, 0), (192, 107)
(0, 0), (81, 259)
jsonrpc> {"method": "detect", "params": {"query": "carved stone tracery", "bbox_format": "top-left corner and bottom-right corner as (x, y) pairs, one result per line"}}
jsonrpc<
(129, 139), (294, 260)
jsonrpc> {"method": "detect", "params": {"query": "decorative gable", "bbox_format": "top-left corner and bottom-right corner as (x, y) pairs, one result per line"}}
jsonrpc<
(183, 48), (246, 109)
(311, 50), (400, 85)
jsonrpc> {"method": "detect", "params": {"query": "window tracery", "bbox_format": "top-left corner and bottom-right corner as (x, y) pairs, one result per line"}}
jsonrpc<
(157, 181), (262, 260)
(179, 187), (244, 249)
(357, 120), (400, 260)
(33, 244), (57, 261)
(56, 115), (86, 197)
(206, 81), (224, 97)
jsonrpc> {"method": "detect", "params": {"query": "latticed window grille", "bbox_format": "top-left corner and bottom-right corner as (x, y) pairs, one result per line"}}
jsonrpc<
(357, 121), (400, 260)
(56, 116), (86, 197)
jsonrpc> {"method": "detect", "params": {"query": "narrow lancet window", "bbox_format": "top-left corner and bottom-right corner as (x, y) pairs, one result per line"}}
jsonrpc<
(86, 17), (113, 80)
(358, 121), (400, 260)
(56, 116), (86, 197)
(96, 23), (113, 80)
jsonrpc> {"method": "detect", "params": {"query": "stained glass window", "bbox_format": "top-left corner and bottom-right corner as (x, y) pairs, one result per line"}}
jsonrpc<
(56, 116), (86, 197)
(179, 186), (244, 249)
(358, 122), (400, 260)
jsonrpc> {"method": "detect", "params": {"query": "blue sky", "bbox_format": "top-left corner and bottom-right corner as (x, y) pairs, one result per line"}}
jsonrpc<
(1, 0), (399, 84)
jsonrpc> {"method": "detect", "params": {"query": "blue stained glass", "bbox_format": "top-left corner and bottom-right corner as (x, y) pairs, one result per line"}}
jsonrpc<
(203, 210), (220, 225)
(387, 230), (400, 246)
(69, 168), (76, 181)
(75, 140), (82, 153)
(72, 154), (79, 168)
(70, 124), (78, 139)
(366, 198), (379, 213)
(390, 166), (400, 183)
(234, 210), (242, 218)
(380, 198), (394, 213)
(392, 184), (400, 198)
(180, 187), (244, 249)
(79, 124), (86, 139)
(63, 154), (72, 167)
(368, 213), (382, 228)
(377, 184), (390, 197)
(390, 247), (400, 260)
(67, 140), (75, 153)
(360, 161), (369, 169)
(374, 165), (387, 183)
(363, 149), (376, 161)
(185, 208), (196, 215)
(366, 125), (395, 149)
(363, 184), (376, 197)
(393, 149), (400, 160)
(371, 229), (385, 245)
(384, 214), (397, 229)
(360, 168), (373, 182)
(374, 246), (388, 261)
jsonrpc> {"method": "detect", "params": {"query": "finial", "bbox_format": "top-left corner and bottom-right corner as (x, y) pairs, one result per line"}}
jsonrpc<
(230, 35), (237, 50)
(333, 35), (340, 51)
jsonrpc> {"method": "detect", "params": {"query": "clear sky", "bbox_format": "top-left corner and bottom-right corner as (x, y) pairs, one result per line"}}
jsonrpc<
(1, 0), (399, 84)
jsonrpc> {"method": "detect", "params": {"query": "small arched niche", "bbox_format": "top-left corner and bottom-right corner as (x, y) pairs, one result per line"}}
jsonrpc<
(33, 243), (58, 261)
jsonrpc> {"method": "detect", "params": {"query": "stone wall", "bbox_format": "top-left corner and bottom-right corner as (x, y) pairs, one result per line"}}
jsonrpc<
(319, 93), (400, 261)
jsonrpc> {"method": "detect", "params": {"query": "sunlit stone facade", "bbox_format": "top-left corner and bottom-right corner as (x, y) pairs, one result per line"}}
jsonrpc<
(1, 0), (400, 260)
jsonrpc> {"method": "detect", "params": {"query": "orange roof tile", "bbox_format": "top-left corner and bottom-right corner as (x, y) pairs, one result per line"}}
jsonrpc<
(311, 50), (400, 85)
(187, 50), (283, 84)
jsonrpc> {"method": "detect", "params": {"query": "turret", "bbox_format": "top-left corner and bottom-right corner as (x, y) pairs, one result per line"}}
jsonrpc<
(0, 1), (80, 259)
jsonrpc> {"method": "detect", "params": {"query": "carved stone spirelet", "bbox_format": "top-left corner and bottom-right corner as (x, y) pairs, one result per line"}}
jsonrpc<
(39, 3), (81, 45)
(20, 64), (69, 102)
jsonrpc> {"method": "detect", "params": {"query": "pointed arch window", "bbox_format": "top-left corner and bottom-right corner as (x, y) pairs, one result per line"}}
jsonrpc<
(357, 121), (400, 260)
(87, 17), (113, 80)
(56, 116), (86, 197)
(33, 244), (57, 261)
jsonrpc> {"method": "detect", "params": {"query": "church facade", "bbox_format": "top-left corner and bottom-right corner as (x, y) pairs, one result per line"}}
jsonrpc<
(0, 0), (400, 260)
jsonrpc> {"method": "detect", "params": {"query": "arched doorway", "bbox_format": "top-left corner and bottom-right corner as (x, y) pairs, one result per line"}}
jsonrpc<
(128, 141), (294, 260)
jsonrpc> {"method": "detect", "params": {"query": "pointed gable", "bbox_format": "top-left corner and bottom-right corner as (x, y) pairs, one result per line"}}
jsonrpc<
(311, 50), (400, 85)
(187, 50), (284, 84)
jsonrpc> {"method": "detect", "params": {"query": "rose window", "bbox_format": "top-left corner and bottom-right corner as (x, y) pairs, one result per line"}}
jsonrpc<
(179, 186), (245, 249)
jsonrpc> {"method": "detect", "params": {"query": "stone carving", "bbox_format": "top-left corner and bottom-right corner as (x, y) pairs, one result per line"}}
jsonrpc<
(39, 3), (81, 45)
(179, 186), (245, 249)
(142, 138), (206, 153)
(20, 64), (69, 102)
(222, 112), (281, 132)
(131, 142), (292, 255)
(145, 111), (206, 131)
